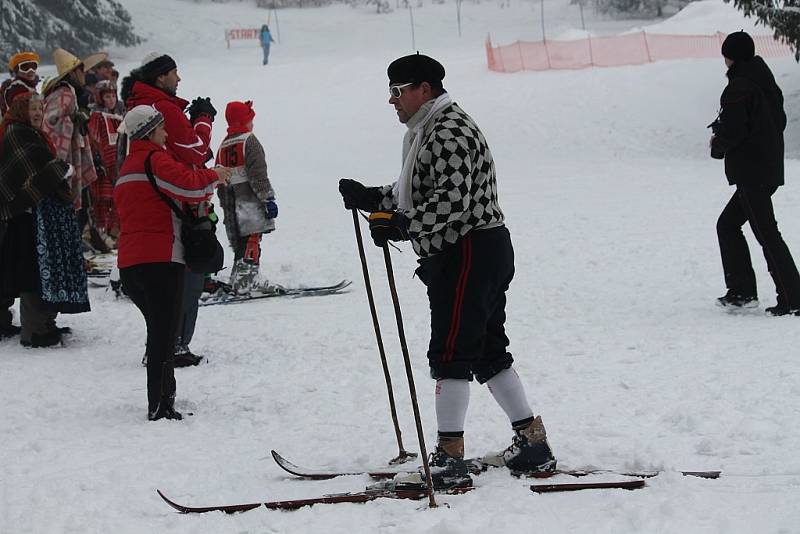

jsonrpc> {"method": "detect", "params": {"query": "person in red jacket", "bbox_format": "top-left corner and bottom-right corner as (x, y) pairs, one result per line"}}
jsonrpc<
(121, 52), (218, 367)
(114, 105), (231, 421)
(122, 53), (214, 168)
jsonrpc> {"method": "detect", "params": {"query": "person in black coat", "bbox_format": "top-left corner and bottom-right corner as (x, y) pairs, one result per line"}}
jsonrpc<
(711, 31), (800, 316)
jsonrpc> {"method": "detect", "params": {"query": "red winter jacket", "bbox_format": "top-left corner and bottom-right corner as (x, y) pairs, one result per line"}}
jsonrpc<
(114, 140), (219, 268)
(126, 81), (212, 168)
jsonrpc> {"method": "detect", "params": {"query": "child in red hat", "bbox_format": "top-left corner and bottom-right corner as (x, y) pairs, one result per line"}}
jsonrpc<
(215, 101), (277, 294)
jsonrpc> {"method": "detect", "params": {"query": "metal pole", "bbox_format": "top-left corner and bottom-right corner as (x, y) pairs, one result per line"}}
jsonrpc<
(409, 6), (416, 51)
(382, 245), (436, 508)
(273, 7), (281, 44)
(578, 1), (586, 31)
(540, 0), (546, 41)
(456, 0), (462, 38)
(351, 210), (417, 465)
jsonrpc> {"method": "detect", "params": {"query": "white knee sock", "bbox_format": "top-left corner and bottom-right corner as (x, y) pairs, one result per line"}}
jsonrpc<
(487, 368), (534, 425)
(435, 379), (470, 434)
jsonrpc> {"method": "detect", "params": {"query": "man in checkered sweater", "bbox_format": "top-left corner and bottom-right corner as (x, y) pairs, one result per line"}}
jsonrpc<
(338, 53), (556, 488)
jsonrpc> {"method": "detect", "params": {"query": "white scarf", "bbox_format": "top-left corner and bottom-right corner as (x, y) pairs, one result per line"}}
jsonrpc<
(393, 93), (451, 211)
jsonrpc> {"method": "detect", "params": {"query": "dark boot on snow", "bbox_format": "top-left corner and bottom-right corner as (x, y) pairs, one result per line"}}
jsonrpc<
(502, 416), (557, 473)
(148, 395), (183, 421)
(427, 436), (472, 489)
(716, 291), (758, 309)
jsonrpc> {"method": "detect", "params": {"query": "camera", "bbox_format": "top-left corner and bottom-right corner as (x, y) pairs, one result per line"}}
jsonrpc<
(707, 116), (725, 160)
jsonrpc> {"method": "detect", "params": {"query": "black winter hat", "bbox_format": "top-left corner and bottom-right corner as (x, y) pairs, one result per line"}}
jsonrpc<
(387, 53), (445, 87)
(722, 31), (755, 62)
(139, 53), (177, 84)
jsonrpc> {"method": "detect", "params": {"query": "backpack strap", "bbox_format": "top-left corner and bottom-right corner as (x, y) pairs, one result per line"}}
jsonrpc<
(143, 150), (188, 223)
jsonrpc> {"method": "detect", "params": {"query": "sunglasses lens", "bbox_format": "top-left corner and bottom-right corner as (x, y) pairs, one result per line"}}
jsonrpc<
(18, 62), (37, 72)
(390, 86), (401, 98)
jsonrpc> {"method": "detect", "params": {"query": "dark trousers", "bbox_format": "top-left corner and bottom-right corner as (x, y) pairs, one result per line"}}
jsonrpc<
(176, 270), (204, 350)
(416, 226), (515, 384)
(717, 185), (800, 307)
(120, 262), (184, 411)
(1, 296), (13, 327)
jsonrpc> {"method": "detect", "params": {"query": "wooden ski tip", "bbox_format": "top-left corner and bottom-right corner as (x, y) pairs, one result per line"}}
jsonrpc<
(157, 489), (188, 513)
(530, 480), (646, 493)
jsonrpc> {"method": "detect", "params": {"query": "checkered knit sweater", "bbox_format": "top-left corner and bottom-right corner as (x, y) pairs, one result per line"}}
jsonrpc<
(378, 102), (504, 258)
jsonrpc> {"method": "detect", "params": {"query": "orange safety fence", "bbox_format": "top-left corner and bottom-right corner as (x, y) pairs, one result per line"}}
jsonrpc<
(486, 32), (794, 72)
(225, 28), (261, 49)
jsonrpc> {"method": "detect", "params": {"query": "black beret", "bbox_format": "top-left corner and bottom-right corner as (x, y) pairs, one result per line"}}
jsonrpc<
(722, 31), (755, 62)
(387, 53), (445, 86)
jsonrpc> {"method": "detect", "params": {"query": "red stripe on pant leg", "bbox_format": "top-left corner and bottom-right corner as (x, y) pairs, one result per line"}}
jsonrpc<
(443, 237), (472, 363)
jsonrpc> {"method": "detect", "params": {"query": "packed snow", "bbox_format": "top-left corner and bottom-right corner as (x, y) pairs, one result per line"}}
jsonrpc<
(2, 0), (800, 532)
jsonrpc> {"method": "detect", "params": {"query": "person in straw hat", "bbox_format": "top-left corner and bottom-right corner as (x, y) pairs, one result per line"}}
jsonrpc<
(41, 48), (107, 213)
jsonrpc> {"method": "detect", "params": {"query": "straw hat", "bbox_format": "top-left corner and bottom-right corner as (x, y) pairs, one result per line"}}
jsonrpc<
(51, 48), (108, 85)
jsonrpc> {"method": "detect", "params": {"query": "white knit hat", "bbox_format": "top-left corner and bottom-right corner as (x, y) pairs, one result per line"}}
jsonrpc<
(122, 105), (164, 140)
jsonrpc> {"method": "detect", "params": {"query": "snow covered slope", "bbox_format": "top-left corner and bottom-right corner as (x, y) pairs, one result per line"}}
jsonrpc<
(2, 1), (799, 533)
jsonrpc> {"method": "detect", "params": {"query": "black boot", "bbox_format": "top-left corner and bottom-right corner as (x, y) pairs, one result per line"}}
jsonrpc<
(502, 416), (557, 473)
(148, 395), (183, 421)
(0, 323), (21, 339)
(147, 359), (181, 420)
(20, 330), (62, 348)
(716, 291), (758, 309)
(426, 436), (472, 490)
(765, 305), (800, 316)
(174, 348), (204, 367)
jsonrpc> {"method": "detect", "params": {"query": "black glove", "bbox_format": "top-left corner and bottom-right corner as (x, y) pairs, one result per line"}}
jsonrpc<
(265, 198), (278, 219)
(368, 211), (409, 247)
(338, 178), (381, 211)
(93, 152), (106, 178)
(72, 109), (90, 136)
(187, 97), (217, 122)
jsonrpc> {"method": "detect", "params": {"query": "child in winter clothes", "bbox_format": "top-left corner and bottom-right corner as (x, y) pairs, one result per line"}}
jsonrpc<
(0, 51), (40, 117)
(215, 101), (277, 294)
(87, 80), (123, 244)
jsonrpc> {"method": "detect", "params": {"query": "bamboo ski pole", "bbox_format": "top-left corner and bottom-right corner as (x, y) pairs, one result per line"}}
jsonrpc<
(351, 209), (417, 465)
(381, 244), (437, 508)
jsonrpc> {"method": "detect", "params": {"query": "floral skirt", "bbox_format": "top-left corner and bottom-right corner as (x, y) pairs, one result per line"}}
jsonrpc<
(35, 197), (90, 313)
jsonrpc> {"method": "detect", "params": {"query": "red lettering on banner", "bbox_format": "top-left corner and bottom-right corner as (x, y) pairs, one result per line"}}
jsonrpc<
(225, 28), (261, 41)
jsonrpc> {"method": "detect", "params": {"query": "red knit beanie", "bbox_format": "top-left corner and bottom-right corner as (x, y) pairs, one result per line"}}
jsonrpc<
(225, 100), (255, 127)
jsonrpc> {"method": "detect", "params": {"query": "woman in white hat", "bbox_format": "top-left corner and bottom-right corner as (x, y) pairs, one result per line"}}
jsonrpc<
(114, 105), (231, 421)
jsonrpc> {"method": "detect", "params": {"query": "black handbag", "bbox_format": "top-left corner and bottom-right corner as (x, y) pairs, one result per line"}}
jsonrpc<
(144, 151), (224, 274)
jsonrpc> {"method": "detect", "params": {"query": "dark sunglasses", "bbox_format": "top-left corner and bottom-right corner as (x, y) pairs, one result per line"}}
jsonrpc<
(389, 82), (415, 98)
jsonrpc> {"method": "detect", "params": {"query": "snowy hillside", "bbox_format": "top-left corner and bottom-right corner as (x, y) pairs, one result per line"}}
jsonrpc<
(2, 1), (800, 533)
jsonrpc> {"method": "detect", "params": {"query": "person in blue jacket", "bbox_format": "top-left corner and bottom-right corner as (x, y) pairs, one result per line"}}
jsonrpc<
(260, 25), (275, 65)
